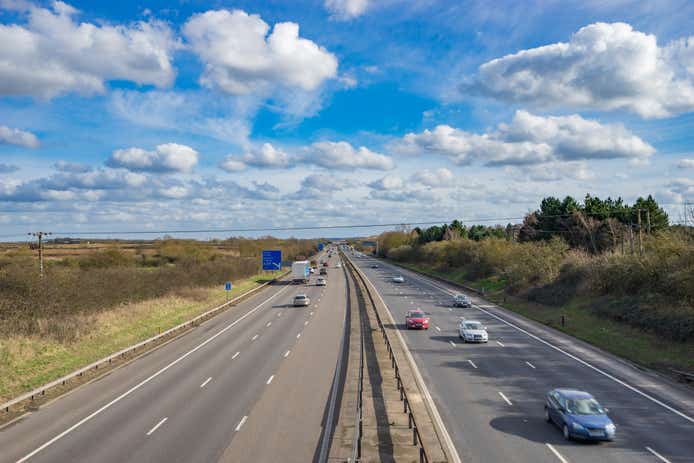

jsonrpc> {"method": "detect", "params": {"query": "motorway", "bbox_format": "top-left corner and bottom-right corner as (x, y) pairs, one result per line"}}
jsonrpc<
(0, 252), (347, 463)
(348, 253), (694, 463)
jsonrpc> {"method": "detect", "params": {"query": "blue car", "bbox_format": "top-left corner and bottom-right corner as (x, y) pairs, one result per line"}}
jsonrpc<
(545, 389), (616, 441)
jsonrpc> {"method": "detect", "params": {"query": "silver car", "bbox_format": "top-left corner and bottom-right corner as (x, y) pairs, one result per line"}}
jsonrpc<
(392, 275), (405, 283)
(458, 320), (488, 343)
(293, 294), (311, 306)
(316, 277), (327, 286)
(453, 294), (471, 308)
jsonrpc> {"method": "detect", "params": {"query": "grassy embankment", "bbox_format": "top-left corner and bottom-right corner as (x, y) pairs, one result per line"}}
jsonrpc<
(0, 238), (314, 402)
(385, 231), (694, 375)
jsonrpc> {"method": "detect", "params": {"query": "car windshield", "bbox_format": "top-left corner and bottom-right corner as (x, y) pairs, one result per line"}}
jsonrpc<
(295, 295), (307, 299)
(464, 322), (482, 330)
(409, 311), (424, 318)
(566, 398), (605, 415)
(455, 295), (467, 300)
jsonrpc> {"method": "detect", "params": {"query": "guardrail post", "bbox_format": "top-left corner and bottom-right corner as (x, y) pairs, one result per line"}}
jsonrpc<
(404, 398), (408, 413)
(420, 446), (426, 463)
(408, 411), (413, 429)
(413, 425), (418, 446)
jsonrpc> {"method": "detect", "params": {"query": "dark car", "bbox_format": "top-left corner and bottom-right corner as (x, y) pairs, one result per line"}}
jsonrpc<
(319, 267), (327, 275)
(545, 389), (615, 441)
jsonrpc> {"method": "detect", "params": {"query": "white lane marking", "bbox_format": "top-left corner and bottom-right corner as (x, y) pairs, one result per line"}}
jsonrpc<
(284, 350), (291, 358)
(232, 351), (240, 360)
(310, 311), (314, 316)
(146, 417), (168, 436)
(468, 360), (477, 369)
(448, 308), (452, 311)
(526, 361), (536, 369)
(394, 263), (694, 425)
(496, 340), (505, 347)
(200, 377), (212, 388)
(498, 391), (513, 405)
(266, 375), (274, 385)
(646, 447), (672, 463)
(449, 340), (456, 347)
(435, 326), (441, 332)
(277, 312), (282, 317)
(235, 415), (248, 432)
(266, 321), (272, 327)
(251, 334), (259, 341)
(15, 283), (291, 463)
(297, 333), (301, 339)
(304, 320), (309, 326)
(545, 444), (569, 463)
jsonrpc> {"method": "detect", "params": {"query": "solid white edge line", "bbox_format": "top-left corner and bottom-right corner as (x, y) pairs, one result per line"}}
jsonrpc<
(15, 283), (291, 463)
(232, 351), (240, 359)
(235, 415), (248, 432)
(498, 391), (513, 405)
(645, 446), (672, 463)
(284, 350), (290, 358)
(545, 443), (569, 463)
(266, 375), (274, 385)
(393, 262), (694, 426)
(146, 417), (168, 436)
(199, 377), (212, 388)
(526, 361), (536, 369)
(350, 258), (462, 463)
(468, 360), (477, 369)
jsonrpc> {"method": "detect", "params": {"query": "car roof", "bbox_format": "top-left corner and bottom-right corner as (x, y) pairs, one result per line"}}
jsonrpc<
(553, 389), (593, 399)
(295, 294), (307, 297)
(407, 309), (424, 315)
(460, 320), (482, 325)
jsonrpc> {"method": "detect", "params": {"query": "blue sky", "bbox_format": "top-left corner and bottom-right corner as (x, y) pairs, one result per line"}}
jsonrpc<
(1, 0), (693, 239)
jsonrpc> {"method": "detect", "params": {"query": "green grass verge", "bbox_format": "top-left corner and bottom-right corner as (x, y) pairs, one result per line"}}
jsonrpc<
(389, 260), (694, 373)
(0, 271), (282, 402)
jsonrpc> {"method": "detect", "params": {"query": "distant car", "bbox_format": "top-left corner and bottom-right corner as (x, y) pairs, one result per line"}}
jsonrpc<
(453, 294), (471, 308)
(392, 275), (405, 283)
(293, 294), (311, 307)
(336, 262), (342, 268)
(458, 320), (488, 343)
(323, 262), (329, 267)
(309, 267), (315, 274)
(370, 264), (379, 269)
(405, 309), (429, 330)
(319, 268), (328, 275)
(316, 277), (327, 286)
(545, 389), (615, 441)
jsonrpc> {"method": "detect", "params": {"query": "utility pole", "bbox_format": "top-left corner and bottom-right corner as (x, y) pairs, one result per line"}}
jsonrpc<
(28, 231), (51, 276)
(646, 209), (651, 234)
(637, 209), (643, 255)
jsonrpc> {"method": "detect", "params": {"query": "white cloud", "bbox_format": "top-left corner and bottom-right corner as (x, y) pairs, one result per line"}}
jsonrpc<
(287, 173), (351, 199)
(325, 0), (370, 20)
(368, 175), (404, 191)
(410, 168), (455, 187)
(53, 161), (92, 173)
(0, 1), (178, 99)
(107, 143), (199, 173)
(505, 162), (593, 182)
(677, 158), (694, 168)
(464, 22), (694, 118)
(183, 9), (338, 96)
(304, 141), (395, 170)
(664, 178), (694, 203)
(392, 110), (654, 166)
(0, 163), (19, 173)
(0, 125), (39, 148)
(220, 140), (395, 172)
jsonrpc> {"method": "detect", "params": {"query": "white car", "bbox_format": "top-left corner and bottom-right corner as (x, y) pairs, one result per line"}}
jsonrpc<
(392, 275), (405, 283)
(316, 277), (327, 286)
(336, 262), (342, 268)
(453, 294), (471, 308)
(458, 320), (488, 343)
(293, 294), (311, 307)
(309, 267), (316, 274)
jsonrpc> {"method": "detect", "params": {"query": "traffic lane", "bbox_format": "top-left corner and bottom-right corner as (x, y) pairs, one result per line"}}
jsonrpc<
(220, 265), (347, 462)
(0, 279), (295, 463)
(354, 258), (694, 463)
(20, 281), (318, 463)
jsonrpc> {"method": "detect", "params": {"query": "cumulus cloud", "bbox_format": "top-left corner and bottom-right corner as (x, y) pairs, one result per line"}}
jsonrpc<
(0, 125), (39, 148)
(0, 1), (178, 99)
(287, 173), (351, 199)
(220, 140), (395, 172)
(677, 158), (694, 168)
(303, 141), (395, 170)
(410, 168), (455, 187)
(325, 0), (369, 20)
(367, 169), (455, 203)
(107, 143), (199, 173)
(463, 22), (694, 118)
(368, 175), (404, 191)
(663, 178), (694, 203)
(392, 110), (654, 166)
(53, 161), (92, 173)
(183, 9), (337, 96)
(505, 162), (593, 182)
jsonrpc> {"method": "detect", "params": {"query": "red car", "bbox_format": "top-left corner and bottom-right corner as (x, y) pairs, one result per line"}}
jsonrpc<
(405, 309), (430, 330)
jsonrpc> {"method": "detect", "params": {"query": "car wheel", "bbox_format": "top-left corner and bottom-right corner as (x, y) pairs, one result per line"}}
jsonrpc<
(563, 424), (571, 441)
(544, 408), (551, 422)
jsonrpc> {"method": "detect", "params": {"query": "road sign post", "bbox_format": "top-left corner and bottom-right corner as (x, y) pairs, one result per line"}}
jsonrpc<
(262, 250), (282, 271)
(225, 281), (232, 301)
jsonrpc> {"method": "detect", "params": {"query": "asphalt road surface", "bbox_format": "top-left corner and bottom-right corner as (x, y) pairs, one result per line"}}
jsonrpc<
(0, 253), (347, 463)
(348, 252), (694, 463)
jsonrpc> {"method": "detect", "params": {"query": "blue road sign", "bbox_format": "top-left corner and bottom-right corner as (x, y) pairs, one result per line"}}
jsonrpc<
(262, 250), (282, 270)
(318, 243), (324, 251)
(225, 281), (232, 291)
